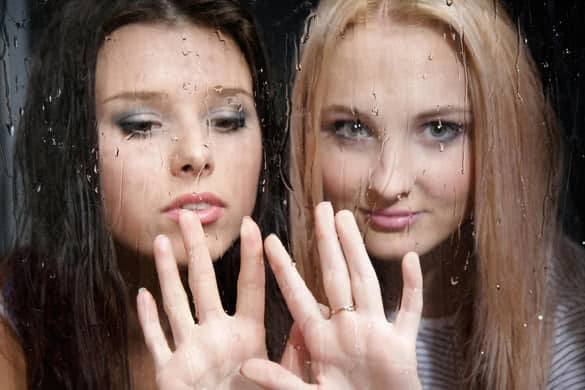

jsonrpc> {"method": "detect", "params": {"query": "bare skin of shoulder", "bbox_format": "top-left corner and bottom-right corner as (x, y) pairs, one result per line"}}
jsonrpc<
(0, 319), (26, 390)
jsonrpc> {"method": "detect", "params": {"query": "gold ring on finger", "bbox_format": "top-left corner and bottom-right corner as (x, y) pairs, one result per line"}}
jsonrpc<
(329, 304), (356, 317)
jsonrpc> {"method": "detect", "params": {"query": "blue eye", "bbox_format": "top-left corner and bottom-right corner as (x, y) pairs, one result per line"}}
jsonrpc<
(422, 120), (463, 143)
(207, 110), (246, 132)
(329, 119), (374, 141)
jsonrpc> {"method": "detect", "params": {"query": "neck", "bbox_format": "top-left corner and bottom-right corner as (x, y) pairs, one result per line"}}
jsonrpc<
(374, 228), (474, 319)
(115, 242), (184, 344)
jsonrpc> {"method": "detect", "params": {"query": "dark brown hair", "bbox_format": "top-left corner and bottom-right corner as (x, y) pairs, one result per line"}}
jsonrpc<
(5, 0), (289, 388)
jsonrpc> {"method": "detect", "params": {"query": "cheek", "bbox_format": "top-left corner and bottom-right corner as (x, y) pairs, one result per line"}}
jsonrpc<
(423, 143), (472, 210)
(321, 146), (372, 207)
(224, 132), (263, 212)
(99, 139), (166, 228)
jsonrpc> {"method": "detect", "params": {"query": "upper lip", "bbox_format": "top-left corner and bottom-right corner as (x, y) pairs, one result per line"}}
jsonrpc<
(163, 192), (226, 212)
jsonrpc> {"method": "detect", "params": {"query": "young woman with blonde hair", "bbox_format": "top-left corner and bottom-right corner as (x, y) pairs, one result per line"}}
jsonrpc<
(241, 0), (585, 388)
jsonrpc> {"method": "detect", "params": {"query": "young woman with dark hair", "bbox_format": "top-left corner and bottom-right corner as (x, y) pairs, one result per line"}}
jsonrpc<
(0, 0), (291, 388)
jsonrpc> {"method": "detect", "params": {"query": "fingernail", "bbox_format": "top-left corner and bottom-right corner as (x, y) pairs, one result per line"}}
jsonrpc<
(155, 234), (169, 250)
(241, 216), (251, 235)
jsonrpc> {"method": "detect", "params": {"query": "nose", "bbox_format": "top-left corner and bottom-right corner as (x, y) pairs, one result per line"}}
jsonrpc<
(367, 141), (413, 204)
(170, 132), (214, 179)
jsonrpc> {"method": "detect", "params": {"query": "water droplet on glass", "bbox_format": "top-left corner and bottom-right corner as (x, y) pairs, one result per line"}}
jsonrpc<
(214, 85), (224, 94)
(6, 123), (14, 136)
(537, 314), (543, 321)
(428, 53), (433, 61)
(446, 0), (453, 5)
(371, 107), (379, 116)
(522, 322), (528, 328)
(35, 183), (42, 193)
(439, 143), (445, 152)
(19, 107), (24, 116)
(450, 276), (460, 286)
(496, 283), (501, 290)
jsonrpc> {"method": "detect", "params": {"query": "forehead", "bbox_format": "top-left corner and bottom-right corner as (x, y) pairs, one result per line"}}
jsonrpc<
(322, 19), (467, 109)
(95, 22), (252, 100)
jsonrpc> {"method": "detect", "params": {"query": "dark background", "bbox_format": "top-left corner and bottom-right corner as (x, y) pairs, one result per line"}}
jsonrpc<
(1, 0), (585, 254)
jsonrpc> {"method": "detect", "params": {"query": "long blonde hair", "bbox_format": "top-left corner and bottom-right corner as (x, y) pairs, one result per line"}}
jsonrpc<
(290, 0), (563, 388)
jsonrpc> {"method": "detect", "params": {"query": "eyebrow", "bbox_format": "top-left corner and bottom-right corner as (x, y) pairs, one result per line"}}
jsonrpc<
(417, 106), (472, 122)
(322, 104), (472, 121)
(321, 104), (367, 118)
(101, 87), (253, 104)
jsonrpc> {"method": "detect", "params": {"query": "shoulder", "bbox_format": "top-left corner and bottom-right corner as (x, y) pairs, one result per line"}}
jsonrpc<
(0, 254), (27, 389)
(548, 238), (585, 389)
(0, 311), (27, 389)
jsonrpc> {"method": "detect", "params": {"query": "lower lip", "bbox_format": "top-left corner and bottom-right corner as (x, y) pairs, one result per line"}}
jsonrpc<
(367, 212), (419, 230)
(165, 206), (224, 225)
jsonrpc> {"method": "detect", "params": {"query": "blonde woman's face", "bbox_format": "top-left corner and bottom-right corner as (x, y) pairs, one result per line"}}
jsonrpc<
(96, 23), (262, 263)
(318, 21), (472, 261)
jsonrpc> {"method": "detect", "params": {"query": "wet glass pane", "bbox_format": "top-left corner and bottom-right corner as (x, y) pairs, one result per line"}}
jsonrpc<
(1, 0), (584, 389)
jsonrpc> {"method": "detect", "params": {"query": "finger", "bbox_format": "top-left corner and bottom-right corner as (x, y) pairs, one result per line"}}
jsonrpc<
(264, 234), (322, 331)
(335, 210), (384, 316)
(180, 211), (224, 321)
(241, 358), (315, 390)
(280, 322), (311, 381)
(314, 202), (353, 314)
(236, 217), (265, 322)
(395, 252), (423, 340)
(136, 288), (172, 369)
(153, 234), (194, 345)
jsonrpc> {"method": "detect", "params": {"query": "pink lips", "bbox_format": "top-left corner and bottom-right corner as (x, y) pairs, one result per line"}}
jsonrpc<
(365, 209), (420, 230)
(163, 192), (225, 225)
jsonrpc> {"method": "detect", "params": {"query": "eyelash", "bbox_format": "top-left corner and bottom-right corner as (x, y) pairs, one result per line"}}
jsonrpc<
(207, 110), (247, 133)
(421, 120), (464, 143)
(117, 118), (161, 140)
(116, 108), (247, 140)
(327, 119), (376, 141)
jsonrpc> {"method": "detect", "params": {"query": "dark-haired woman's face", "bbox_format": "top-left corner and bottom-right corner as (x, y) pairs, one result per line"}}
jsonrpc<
(96, 22), (262, 263)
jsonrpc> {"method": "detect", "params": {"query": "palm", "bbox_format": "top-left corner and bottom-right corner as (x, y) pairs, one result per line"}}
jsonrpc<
(241, 203), (422, 390)
(137, 212), (266, 390)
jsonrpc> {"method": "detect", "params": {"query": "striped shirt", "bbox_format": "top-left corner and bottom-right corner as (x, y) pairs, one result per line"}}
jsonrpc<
(410, 288), (585, 389)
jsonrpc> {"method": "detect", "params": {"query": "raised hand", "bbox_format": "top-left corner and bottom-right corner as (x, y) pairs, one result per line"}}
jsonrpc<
(137, 211), (266, 389)
(241, 202), (423, 390)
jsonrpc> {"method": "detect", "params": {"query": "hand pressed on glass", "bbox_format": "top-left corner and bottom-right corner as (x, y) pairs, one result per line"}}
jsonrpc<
(241, 202), (423, 389)
(137, 211), (266, 389)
